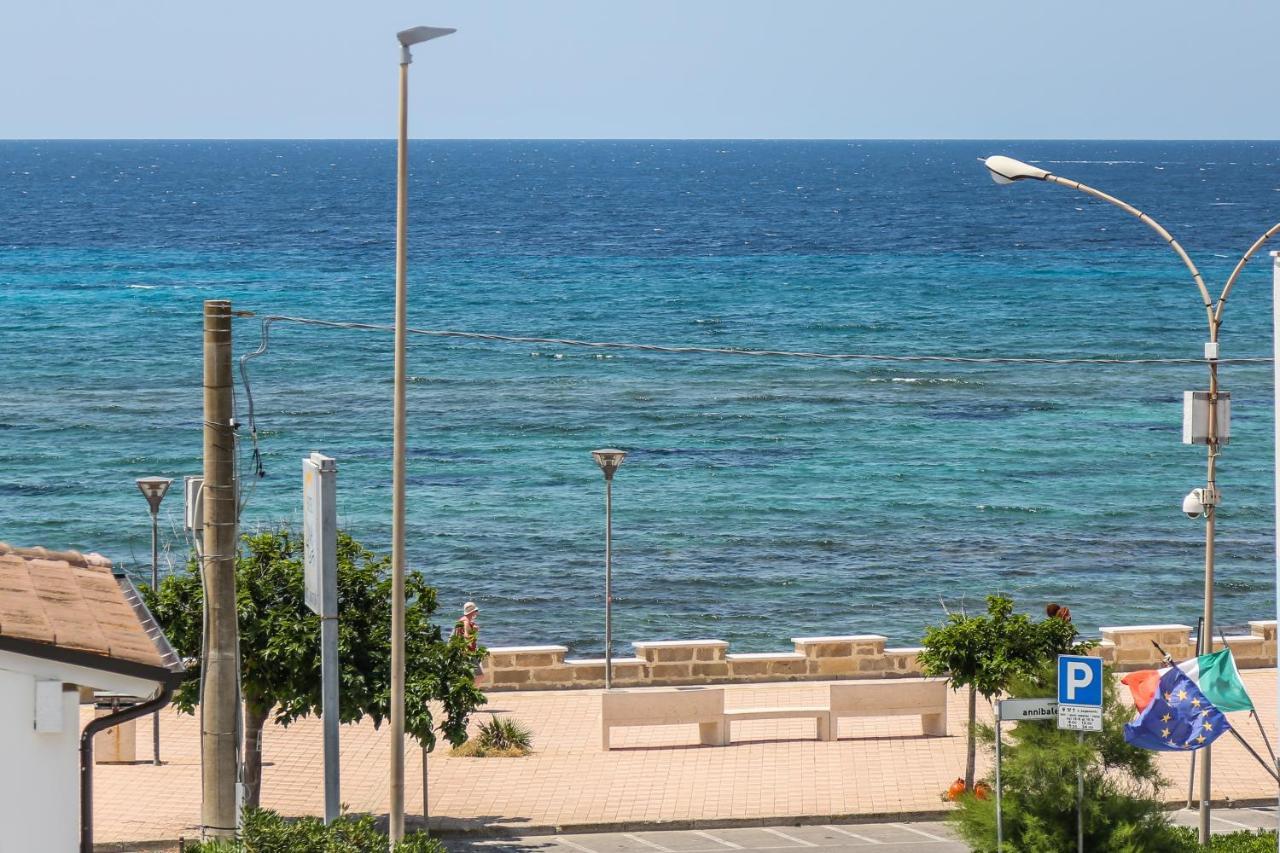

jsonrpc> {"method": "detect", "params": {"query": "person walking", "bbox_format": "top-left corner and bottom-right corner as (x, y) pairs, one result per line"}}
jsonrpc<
(453, 601), (480, 651)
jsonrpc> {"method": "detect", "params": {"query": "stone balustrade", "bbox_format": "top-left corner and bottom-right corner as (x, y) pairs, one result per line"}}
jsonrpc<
(475, 620), (1278, 692)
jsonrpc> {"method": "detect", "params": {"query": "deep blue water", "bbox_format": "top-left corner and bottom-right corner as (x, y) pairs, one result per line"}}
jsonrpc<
(2, 140), (1279, 653)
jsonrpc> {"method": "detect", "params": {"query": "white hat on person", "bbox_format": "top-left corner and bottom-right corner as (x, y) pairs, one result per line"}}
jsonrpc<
(463, 601), (479, 616)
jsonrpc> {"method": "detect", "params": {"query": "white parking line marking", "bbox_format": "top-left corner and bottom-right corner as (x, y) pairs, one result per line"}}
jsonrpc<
(692, 831), (742, 849)
(625, 834), (673, 852)
(558, 839), (600, 853)
(1212, 814), (1256, 830)
(823, 825), (883, 844)
(760, 828), (816, 847)
(890, 824), (950, 843)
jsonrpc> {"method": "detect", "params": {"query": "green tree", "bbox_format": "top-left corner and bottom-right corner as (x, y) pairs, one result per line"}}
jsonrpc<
(950, 663), (1188, 852)
(146, 528), (486, 808)
(917, 595), (1084, 790)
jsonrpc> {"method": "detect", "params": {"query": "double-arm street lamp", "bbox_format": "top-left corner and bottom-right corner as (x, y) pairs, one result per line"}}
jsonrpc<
(983, 155), (1280, 844)
(390, 23), (454, 843)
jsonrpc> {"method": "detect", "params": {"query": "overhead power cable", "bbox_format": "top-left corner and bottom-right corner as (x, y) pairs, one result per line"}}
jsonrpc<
(245, 313), (1274, 366)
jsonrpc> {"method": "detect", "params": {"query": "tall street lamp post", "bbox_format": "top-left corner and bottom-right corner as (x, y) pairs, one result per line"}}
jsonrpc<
(390, 24), (454, 843)
(983, 155), (1280, 844)
(592, 449), (627, 688)
(135, 476), (172, 765)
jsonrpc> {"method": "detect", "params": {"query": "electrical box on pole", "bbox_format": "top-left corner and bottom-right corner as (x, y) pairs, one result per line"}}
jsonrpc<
(1183, 391), (1231, 445)
(302, 452), (340, 824)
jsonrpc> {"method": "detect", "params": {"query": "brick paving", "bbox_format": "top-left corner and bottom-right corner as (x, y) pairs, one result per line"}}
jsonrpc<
(91, 670), (1280, 846)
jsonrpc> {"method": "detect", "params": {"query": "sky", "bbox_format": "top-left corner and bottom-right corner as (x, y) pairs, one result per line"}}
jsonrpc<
(3, 0), (1279, 140)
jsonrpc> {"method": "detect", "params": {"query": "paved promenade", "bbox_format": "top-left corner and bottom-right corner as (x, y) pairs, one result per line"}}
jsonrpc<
(92, 670), (1280, 847)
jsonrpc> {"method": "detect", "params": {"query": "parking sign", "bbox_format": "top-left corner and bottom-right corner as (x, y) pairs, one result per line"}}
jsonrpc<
(1056, 654), (1103, 731)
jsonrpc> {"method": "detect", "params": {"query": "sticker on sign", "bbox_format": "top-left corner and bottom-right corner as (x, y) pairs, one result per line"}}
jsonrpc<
(1058, 704), (1103, 731)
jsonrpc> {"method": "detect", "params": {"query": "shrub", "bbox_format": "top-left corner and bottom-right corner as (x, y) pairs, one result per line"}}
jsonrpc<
(450, 715), (533, 757)
(949, 663), (1186, 852)
(180, 807), (446, 852)
(1170, 827), (1280, 851)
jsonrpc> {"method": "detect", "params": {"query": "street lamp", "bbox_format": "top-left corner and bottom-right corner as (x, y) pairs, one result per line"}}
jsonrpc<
(592, 449), (627, 688)
(135, 476), (172, 765)
(983, 155), (1280, 844)
(390, 23), (454, 843)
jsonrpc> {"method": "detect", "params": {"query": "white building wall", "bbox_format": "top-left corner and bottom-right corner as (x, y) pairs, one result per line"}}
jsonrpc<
(0, 665), (80, 853)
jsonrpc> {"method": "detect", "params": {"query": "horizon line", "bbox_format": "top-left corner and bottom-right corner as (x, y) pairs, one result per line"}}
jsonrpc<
(3, 136), (1280, 143)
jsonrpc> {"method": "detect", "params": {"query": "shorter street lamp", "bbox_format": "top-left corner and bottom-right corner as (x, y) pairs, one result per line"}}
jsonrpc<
(135, 476), (172, 765)
(592, 449), (627, 688)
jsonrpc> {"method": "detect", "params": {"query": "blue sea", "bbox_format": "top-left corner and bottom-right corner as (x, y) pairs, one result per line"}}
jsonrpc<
(3, 140), (1279, 654)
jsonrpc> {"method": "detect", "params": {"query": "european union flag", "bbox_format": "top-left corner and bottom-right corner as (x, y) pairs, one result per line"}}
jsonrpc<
(1124, 667), (1231, 752)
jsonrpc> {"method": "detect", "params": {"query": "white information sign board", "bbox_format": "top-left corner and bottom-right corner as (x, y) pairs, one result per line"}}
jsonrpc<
(1057, 704), (1103, 732)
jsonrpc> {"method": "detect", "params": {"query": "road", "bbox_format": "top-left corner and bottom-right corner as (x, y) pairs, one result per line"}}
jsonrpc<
(445, 808), (1279, 853)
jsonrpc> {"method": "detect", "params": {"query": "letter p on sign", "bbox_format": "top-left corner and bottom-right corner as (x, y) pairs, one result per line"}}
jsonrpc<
(1057, 655), (1103, 707)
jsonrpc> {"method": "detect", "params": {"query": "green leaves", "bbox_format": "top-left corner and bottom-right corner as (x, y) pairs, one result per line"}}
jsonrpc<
(918, 595), (1089, 699)
(143, 527), (488, 805)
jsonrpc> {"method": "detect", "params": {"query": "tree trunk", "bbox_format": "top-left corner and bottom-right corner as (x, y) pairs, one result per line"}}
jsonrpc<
(242, 700), (271, 811)
(964, 685), (977, 790)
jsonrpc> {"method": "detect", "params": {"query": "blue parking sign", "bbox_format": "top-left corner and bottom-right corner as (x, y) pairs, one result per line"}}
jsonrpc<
(1057, 655), (1103, 707)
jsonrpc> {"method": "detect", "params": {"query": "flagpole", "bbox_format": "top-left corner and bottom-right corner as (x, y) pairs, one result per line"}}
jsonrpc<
(1216, 630), (1279, 768)
(1186, 618), (1202, 809)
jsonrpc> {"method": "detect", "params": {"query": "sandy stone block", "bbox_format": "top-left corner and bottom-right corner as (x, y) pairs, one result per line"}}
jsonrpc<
(513, 653), (556, 668)
(693, 662), (729, 678)
(853, 641), (887, 656)
(731, 660), (770, 677)
(529, 668), (570, 684)
(655, 647), (698, 663)
(494, 669), (531, 684)
(769, 658), (807, 676)
(649, 663), (692, 679)
(811, 657), (858, 676)
(486, 653), (518, 669)
(570, 665), (605, 681)
(695, 646), (725, 661)
(855, 657), (889, 673)
(804, 642), (853, 659)
(1250, 620), (1277, 642)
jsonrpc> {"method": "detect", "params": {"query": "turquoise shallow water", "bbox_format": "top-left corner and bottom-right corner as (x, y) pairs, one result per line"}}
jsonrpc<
(2, 140), (1279, 652)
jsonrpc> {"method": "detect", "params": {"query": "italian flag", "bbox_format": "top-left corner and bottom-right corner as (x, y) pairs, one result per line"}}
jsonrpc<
(1121, 648), (1254, 713)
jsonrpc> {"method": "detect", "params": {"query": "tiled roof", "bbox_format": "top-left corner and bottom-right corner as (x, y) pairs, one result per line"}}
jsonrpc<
(0, 541), (179, 680)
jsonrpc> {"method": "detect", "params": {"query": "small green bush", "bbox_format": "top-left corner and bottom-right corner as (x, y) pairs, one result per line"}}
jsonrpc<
(180, 807), (446, 852)
(451, 715), (533, 757)
(1170, 826), (1279, 851)
(477, 716), (532, 751)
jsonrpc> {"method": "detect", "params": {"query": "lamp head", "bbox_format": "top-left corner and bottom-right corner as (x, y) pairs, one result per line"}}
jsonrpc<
(397, 26), (455, 63)
(983, 155), (1050, 185)
(136, 477), (173, 514)
(592, 449), (627, 480)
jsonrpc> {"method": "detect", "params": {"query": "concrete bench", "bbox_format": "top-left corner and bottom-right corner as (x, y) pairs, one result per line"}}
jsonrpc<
(828, 678), (948, 737)
(723, 706), (832, 742)
(601, 687), (727, 749)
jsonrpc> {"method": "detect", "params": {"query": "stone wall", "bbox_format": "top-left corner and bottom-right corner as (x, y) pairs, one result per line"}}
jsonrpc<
(476, 620), (1277, 692)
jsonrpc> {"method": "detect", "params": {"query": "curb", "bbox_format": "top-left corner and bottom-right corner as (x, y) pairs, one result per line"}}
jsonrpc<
(93, 797), (1280, 849)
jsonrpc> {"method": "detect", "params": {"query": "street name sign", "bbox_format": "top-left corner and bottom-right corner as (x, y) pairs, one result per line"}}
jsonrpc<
(998, 697), (1058, 721)
(1056, 654), (1103, 732)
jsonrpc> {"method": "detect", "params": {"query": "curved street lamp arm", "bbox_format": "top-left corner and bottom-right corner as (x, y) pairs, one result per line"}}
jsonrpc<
(1215, 221), (1280, 326)
(1043, 174), (1216, 338)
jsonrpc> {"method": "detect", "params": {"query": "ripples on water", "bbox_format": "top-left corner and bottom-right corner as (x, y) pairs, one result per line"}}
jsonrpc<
(1, 140), (1278, 652)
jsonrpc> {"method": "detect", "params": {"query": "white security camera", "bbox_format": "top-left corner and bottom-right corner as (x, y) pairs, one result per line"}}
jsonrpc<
(1182, 489), (1205, 519)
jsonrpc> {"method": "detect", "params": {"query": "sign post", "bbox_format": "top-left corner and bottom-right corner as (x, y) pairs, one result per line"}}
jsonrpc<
(1057, 655), (1103, 853)
(995, 697), (1059, 850)
(303, 452), (339, 824)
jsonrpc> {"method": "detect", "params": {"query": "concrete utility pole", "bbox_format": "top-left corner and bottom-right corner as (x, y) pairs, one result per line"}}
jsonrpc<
(201, 300), (240, 839)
